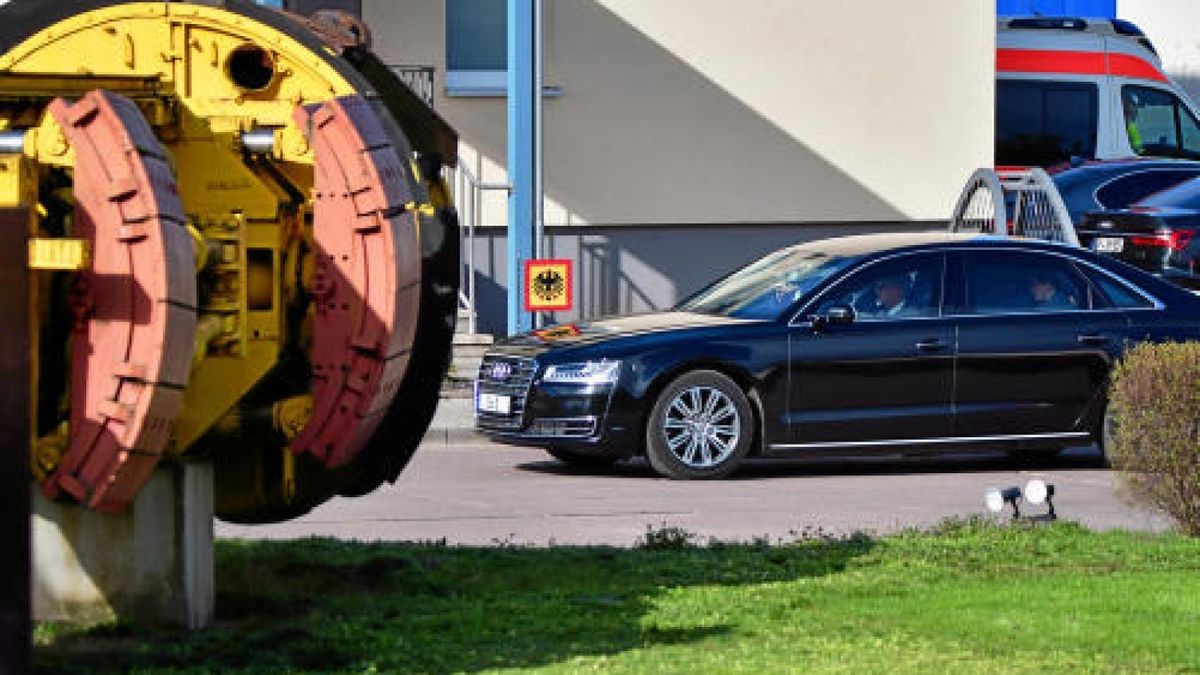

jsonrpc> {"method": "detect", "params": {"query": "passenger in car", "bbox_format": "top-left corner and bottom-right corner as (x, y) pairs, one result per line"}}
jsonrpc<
(1029, 272), (1076, 310)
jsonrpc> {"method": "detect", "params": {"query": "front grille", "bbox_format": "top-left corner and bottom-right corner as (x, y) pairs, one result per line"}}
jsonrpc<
(475, 354), (537, 432)
(527, 416), (598, 438)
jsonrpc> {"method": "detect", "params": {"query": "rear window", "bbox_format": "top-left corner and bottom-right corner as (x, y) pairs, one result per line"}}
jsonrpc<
(1132, 176), (1200, 211)
(997, 80), (1098, 166)
(1095, 169), (1200, 209)
(1079, 265), (1156, 309)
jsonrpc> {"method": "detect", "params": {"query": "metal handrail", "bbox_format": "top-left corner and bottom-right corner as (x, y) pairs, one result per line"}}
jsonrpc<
(446, 162), (510, 335)
(389, 65), (436, 107)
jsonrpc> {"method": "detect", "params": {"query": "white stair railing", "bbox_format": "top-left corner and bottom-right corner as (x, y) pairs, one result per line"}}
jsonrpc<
(445, 163), (510, 335)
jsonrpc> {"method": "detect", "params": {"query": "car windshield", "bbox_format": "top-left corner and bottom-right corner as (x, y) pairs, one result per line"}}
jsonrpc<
(677, 247), (858, 319)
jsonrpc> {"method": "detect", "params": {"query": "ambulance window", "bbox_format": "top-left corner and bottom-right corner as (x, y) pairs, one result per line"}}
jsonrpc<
(997, 80), (1098, 166)
(1122, 85), (1200, 159)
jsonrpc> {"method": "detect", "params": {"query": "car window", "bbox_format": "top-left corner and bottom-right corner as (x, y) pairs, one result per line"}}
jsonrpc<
(677, 247), (859, 320)
(1123, 85), (1200, 159)
(814, 254), (943, 321)
(997, 80), (1098, 166)
(1078, 265), (1156, 309)
(1130, 175), (1200, 211)
(1094, 169), (1200, 209)
(960, 251), (1096, 315)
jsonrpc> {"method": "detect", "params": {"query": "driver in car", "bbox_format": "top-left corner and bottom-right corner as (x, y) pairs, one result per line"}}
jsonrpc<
(866, 274), (912, 318)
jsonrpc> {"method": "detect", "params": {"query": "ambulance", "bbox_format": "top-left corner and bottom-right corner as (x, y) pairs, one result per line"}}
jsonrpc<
(997, 16), (1200, 167)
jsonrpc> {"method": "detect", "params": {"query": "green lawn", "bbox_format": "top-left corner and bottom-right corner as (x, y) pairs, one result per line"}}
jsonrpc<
(34, 519), (1200, 674)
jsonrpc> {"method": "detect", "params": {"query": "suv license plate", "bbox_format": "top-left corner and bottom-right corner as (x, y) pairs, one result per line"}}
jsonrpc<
(477, 392), (511, 414)
(1093, 237), (1125, 253)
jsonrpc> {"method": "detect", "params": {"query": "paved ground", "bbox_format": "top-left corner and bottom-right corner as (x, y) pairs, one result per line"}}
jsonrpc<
(216, 440), (1169, 546)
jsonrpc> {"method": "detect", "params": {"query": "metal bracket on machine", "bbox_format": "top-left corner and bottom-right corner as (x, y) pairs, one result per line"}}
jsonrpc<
(42, 90), (197, 512)
(289, 94), (421, 468)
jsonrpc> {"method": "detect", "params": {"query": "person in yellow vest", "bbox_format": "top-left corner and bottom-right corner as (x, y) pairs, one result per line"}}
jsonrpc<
(1124, 95), (1143, 155)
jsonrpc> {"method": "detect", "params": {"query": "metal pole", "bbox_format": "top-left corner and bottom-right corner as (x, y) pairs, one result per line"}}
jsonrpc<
(533, 0), (545, 329)
(507, 0), (535, 335)
(0, 206), (31, 675)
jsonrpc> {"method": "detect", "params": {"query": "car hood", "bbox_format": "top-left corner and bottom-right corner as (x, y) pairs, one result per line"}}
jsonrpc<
(501, 311), (762, 350)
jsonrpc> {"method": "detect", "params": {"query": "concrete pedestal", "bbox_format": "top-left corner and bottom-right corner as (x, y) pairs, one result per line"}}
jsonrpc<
(32, 461), (214, 629)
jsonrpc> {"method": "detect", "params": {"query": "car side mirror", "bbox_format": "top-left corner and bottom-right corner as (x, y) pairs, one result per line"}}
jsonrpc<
(825, 305), (856, 326)
(811, 305), (855, 330)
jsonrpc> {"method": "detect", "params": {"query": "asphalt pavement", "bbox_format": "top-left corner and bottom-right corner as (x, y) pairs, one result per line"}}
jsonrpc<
(216, 432), (1170, 546)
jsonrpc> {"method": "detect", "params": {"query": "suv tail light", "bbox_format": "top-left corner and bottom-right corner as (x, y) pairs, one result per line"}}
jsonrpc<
(1130, 230), (1195, 251)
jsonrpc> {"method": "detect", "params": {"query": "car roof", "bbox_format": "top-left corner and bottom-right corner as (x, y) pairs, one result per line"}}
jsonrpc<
(1048, 158), (1200, 177)
(794, 231), (980, 257)
(788, 232), (1102, 262)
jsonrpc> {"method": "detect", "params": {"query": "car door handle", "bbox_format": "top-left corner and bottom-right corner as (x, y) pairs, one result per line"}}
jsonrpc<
(915, 338), (948, 352)
(1077, 333), (1109, 346)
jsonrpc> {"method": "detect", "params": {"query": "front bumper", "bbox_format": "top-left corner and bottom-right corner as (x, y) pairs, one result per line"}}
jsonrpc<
(474, 354), (639, 456)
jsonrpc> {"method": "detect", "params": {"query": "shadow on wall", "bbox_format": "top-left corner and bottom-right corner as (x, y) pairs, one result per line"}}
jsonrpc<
(469, 222), (928, 335)
(452, 0), (933, 334)
(451, 0), (909, 225)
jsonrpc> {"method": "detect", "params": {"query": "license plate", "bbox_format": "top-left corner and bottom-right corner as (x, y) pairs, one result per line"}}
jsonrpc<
(1092, 237), (1125, 253)
(477, 392), (511, 414)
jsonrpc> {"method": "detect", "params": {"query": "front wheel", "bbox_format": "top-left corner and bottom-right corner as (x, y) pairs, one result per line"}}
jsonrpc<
(645, 370), (752, 479)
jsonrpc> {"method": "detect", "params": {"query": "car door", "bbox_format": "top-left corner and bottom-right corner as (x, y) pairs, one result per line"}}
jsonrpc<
(783, 252), (954, 447)
(951, 249), (1128, 438)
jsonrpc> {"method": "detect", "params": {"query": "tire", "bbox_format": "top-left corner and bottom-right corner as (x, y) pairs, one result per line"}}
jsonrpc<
(545, 448), (620, 471)
(645, 370), (753, 479)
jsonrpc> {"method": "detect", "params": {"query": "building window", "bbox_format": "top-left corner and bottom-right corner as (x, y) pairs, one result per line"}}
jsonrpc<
(446, 0), (507, 96)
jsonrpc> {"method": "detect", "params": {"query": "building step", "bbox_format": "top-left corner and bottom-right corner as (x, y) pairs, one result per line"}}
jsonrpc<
(455, 307), (479, 336)
(452, 341), (491, 359)
(453, 331), (494, 346)
(449, 355), (483, 380)
(439, 377), (475, 399)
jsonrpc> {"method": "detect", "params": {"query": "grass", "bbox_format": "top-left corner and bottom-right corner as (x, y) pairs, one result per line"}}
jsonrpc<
(33, 519), (1200, 674)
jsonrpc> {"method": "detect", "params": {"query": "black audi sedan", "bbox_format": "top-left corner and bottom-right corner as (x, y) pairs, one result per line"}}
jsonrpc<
(1049, 158), (1200, 225)
(1078, 175), (1200, 289)
(475, 233), (1200, 479)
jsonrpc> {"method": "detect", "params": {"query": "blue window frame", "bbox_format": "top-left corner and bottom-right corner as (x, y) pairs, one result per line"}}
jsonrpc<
(446, 0), (508, 96)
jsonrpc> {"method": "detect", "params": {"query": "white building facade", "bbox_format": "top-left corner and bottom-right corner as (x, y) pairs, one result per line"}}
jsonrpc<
(366, 1), (996, 332)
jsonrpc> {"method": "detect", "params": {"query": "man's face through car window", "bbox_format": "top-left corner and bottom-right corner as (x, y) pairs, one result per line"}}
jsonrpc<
(875, 276), (907, 311)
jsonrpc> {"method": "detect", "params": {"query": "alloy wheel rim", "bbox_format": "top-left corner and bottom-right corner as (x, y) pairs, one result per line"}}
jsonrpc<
(662, 385), (741, 468)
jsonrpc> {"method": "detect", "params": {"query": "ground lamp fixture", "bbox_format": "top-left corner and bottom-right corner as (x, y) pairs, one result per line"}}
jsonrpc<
(985, 480), (1057, 522)
(1024, 479), (1057, 520)
(985, 486), (1023, 519)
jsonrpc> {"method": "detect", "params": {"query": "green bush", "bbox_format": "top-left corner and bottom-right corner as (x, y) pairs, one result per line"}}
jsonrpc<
(1108, 341), (1200, 535)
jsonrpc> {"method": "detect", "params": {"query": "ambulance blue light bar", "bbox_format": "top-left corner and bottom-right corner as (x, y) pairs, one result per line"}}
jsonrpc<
(1007, 17), (1088, 31)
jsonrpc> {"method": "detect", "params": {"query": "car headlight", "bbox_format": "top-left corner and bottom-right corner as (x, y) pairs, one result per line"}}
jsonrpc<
(542, 360), (621, 385)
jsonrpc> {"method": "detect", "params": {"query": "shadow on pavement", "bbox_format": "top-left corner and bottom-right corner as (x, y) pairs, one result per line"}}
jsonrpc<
(516, 446), (1107, 481)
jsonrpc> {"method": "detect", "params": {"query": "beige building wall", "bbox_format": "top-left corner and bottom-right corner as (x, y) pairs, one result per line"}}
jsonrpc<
(365, 0), (994, 226)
